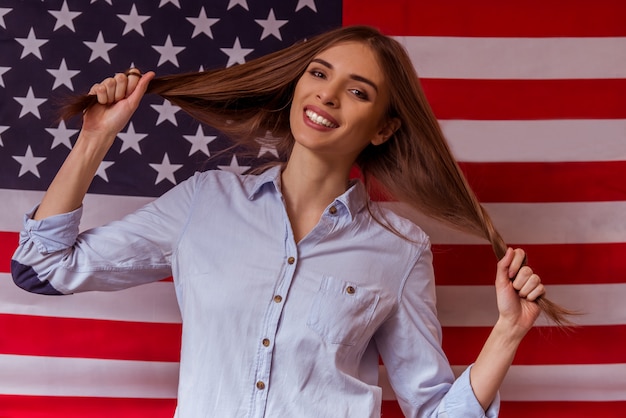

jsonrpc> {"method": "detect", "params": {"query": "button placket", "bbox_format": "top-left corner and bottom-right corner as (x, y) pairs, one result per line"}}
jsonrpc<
(249, 236), (298, 416)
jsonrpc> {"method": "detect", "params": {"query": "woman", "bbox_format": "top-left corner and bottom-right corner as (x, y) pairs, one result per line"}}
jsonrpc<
(12, 26), (568, 417)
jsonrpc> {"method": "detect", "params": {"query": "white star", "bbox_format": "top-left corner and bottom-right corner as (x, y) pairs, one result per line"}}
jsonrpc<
(255, 9), (288, 41)
(49, 0), (81, 32)
(220, 37), (253, 67)
(0, 8), (11, 29)
(256, 136), (280, 158)
(14, 87), (47, 119)
(16, 28), (49, 60)
(0, 125), (8, 146)
(47, 58), (80, 90)
(183, 125), (216, 156)
(117, 4), (150, 36)
(13, 145), (46, 178)
(227, 0), (249, 10)
(151, 99), (181, 125)
(187, 7), (219, 39)
(95, 160), (114, 181)
(84, 31), (116, 64)
(118, 122), (147, 153)
(0, 66), (9, 88)
(218, 155), (251, 175)
(296, 0), (317, 12)
(152, 35), (185, 67)
(46, 120), (78, 149)
(149, 153), (183, 184)
(159, 0), (181, 7)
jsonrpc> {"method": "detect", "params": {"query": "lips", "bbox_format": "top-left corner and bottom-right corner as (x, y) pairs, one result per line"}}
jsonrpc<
(304, 107), (338, 128)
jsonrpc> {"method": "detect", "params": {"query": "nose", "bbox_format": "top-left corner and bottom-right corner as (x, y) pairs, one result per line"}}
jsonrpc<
(316, 83), (340, 107)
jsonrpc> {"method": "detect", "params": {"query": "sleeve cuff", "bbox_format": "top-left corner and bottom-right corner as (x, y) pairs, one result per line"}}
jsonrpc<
(22, 205), (83, 254)
(442, 365), (501, 418)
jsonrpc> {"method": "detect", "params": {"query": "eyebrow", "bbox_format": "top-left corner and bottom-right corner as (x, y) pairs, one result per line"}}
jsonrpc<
(310, 58), (379, 93)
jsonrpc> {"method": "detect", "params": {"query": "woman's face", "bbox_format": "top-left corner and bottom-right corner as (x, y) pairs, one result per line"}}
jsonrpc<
(289, 41), (395, 166)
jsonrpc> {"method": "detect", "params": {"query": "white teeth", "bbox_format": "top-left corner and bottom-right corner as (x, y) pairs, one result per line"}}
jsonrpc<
(305, 110), (337, 128)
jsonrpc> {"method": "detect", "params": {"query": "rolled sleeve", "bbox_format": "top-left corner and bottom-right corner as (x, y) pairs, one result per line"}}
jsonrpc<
(441, 365), (500, 417)
(21, 205), (83, 254)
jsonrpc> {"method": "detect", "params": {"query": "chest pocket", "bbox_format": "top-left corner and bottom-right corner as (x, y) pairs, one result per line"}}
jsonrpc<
(307, 275), (380, 346)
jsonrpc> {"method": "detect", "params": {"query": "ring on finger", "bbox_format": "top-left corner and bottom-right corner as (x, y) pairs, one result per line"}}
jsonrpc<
(124, 68), (142, 78)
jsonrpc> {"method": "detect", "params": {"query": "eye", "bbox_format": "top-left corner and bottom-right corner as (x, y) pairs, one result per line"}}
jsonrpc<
(349, 88), (369, 101)
(308, 69), (326, 79)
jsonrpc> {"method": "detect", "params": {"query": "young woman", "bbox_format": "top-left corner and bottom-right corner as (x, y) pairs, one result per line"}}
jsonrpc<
(12, 26), (569, 417)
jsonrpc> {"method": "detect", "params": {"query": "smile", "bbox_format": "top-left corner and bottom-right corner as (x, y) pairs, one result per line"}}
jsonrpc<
(305, 109), (338, 128)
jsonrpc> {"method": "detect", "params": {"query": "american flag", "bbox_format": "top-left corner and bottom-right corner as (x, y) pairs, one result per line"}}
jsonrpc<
(1, 0), (625, 417)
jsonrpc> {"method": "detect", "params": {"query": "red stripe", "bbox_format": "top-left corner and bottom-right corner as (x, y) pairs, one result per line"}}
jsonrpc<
(421, 79), (626, 120)
(343, 0), (626, 37)
(5, 396), (624, 418)
(6, 240), (624, 286)
(7, 396), (623, 418)
(499, 401), (626, 418)
(382, 400), (626, 417)
(459, 161), (626, 203)
(0, 314), (181, 362)
(442, 325), (626, 365)
(432, 243), (626, 286)
(0, 231), (18, 273)
(0, 395), (176, 418)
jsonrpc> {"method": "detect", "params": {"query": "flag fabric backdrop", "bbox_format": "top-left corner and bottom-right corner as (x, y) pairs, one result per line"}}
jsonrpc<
(1, 0), (625, 417)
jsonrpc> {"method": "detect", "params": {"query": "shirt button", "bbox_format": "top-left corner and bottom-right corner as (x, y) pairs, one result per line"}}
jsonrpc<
(346, 285), (356, 295)
(262, 338), (270, 347)
(287, 256), (295, 264)
(329, 206), (337, 215)
(273, 295), (283, 303)
(256, 381), (266, 390)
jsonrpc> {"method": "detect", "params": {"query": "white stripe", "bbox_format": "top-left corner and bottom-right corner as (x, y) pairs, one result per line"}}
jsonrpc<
(4, 190), (626, 245)
(1, 189), (153, 232)
(8, 354), (624, 402)
(395, 36), (626, 79)
(436, 283), (626, 327)
(388, 201), (626, 245)
(2, 272), (622, 327)
(440, 119), (626, 162)
(0, 354), (178, 398)
(0, 273), (182, 324)
(380, 364), (626, 401)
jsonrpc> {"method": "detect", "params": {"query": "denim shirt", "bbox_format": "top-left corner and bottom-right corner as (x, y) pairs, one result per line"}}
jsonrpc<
(12, 166), (499, 418)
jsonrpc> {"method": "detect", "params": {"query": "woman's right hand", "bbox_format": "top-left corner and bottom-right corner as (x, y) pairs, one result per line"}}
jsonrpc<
(81, 69), (155, 140)
(32, 69), (156, 220)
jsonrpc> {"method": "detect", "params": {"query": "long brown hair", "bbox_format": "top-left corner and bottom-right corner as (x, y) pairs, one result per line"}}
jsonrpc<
(63, 25), (574, 325)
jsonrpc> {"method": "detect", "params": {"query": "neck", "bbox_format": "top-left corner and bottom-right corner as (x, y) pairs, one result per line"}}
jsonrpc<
(281, 148), (352, 208)
(280, 146), (353, 242)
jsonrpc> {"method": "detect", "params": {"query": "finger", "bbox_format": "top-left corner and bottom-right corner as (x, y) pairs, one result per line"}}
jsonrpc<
(101, 77), (119, 104)
(517, 272), (541, 298)
(125, 70), (155, 108)
(508, 248), (527, 279)
(125, 68), (142, 96)
(91, 80), (112, 105)
(511, 265), (533, 290)
(495, 247), (515, 287)
(113, 73), (128, 101)
(525, 283), (546, 301)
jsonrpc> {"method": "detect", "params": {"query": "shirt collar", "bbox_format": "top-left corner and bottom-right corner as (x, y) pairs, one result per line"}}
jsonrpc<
(244, 165), (368, 221)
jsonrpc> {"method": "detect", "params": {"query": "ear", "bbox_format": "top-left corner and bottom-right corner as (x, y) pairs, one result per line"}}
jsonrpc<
(372, 117), (401, 146)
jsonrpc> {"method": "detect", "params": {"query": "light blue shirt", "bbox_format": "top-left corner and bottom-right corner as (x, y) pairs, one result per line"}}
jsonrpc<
(12, 166), (499, 417)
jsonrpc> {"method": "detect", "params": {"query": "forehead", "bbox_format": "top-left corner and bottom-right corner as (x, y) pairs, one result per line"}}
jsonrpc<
(313, 41), (386, 85)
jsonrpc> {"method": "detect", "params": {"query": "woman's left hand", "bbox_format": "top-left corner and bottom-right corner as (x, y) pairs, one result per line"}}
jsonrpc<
(495, 248), (545, 336)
